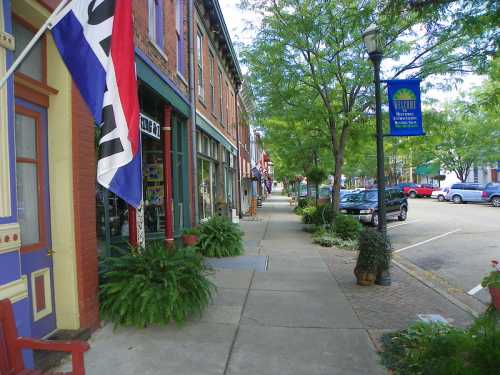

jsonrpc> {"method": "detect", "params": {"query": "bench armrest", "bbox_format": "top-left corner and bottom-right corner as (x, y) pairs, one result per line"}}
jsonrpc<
(16, 337), (90, 353)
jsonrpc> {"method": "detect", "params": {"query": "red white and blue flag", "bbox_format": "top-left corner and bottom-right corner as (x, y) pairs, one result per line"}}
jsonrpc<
(50, 0), (142, 207)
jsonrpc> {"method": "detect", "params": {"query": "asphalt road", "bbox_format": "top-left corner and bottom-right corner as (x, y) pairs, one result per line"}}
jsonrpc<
(387, 198), (500, 305)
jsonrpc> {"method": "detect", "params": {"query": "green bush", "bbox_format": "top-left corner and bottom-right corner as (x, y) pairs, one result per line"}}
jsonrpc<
(332, 214), (362, 240)
(99, 244), (215, 328)
(355, 227), (391, 274)
(301, 204), (333, 225)
(298, 197), (313, 209)
(380, 311), (500, 375)
(197, 216), (244, 257)
(313, 234), (358, 250)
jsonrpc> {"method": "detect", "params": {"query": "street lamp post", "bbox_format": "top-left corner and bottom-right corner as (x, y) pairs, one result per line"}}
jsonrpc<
(363, 24), (386, 234)
(363, 23), (391, 286)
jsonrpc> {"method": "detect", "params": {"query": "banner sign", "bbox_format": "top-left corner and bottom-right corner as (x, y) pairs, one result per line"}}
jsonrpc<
(387, 79), (424, 137)
(140, 113), (161, 140)
(497, 161), (500, 172)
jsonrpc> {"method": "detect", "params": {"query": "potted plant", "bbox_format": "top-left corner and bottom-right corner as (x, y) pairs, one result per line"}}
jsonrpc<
(182, 227), (200, 247)
(354, 228), (391, 286)
(481, 259), (500, 310)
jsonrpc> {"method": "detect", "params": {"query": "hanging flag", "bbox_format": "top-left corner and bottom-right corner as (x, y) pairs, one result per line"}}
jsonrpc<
(387, 79), (424, 137)
(50, 0), (142, 207)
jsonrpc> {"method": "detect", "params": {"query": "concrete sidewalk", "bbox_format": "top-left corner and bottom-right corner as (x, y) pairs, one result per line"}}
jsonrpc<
(58, 195), (416, 374)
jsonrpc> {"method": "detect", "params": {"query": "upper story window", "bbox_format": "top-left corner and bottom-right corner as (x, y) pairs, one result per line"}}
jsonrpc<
(218, 67), (223, 123)
(13, 19), (44, 82)
(148, 0), (164, 50)
(209, 52), (215, 113)
(225, 81), (229, 127)
(196, 31), (204, 101)
(176, 0), (185, 76)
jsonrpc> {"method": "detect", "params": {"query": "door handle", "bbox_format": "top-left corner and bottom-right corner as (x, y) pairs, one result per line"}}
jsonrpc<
(47, 249), (56, 257)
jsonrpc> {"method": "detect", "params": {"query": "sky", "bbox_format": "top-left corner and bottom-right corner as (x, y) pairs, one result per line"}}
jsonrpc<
(217, 1), (485, 104)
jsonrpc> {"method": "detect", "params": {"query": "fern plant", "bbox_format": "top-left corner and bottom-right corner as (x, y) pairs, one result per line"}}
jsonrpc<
(196, 216), (244, 257)
(99, 243), (215, 328)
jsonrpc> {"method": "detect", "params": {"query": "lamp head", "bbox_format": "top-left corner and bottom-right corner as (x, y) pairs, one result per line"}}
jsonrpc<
(362, 23), (382, 55)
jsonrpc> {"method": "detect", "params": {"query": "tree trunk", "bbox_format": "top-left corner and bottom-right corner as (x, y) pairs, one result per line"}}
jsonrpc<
(315, 183), (319, 206)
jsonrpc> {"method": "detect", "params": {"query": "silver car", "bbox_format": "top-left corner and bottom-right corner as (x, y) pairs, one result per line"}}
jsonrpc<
(445, 183), (484, 204)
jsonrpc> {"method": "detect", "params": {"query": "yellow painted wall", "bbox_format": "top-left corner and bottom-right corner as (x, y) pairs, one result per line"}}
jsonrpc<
(0, 1), (12, 218)
(12, 0), (80, 330)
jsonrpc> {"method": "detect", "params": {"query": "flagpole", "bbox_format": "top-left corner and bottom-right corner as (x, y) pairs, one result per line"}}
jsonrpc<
(0, 0), (70, 89)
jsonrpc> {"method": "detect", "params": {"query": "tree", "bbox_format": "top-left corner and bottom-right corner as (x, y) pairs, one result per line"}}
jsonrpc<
(241, 0), (497, 215)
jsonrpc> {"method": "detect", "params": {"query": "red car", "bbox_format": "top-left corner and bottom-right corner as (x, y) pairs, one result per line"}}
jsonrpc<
(403, 184), (439, 198)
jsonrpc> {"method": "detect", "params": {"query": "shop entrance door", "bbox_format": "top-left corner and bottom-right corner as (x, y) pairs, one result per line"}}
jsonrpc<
(172, 116), (189, 236)
(15, 99), (57, 338)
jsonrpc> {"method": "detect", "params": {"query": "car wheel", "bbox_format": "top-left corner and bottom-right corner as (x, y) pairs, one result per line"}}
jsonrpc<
(398, 207), (407, 221)
(438, 195), (445, 202)
(492, 197), (500, 207)
(409, 191), (417, 198)
(371, 213), (379, 227)
(452, 195), (462, 204)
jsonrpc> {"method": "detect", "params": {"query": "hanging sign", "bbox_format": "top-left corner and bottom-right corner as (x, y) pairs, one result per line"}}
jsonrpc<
(140, 113), (161, 140)
(387, 79), (424, 136)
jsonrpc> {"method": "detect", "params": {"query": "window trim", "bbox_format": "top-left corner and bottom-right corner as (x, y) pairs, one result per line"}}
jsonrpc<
(148, 0), (165, 55)
(15, 105), (48, 253)
(175, 0), (185, 77)
(209, 50), (215, 115)
(196, 30), (204, 102)
(12, 14), (47, 85)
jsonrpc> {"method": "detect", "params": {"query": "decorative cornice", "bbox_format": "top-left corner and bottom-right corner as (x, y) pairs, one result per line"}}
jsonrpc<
(0, 223), (20, 254)
(0, 276), (28, 303)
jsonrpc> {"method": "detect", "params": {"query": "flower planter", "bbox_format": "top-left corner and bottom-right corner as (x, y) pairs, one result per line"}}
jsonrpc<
(489, 287), (500, 310)
(354, 267), (377, 286)
(182, 234), (198, 247)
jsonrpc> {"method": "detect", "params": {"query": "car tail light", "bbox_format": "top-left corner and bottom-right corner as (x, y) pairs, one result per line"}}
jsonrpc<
(482, 191), (488, 198)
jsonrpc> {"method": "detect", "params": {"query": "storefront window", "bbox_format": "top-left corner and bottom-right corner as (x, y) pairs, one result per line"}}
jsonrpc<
(143, 134), (164, 238)
(197, 131), (220, 221)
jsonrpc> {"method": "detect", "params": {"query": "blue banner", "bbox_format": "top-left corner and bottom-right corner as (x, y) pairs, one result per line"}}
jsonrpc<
(387, 79), (424, 136)
(497, 161), (500, 172)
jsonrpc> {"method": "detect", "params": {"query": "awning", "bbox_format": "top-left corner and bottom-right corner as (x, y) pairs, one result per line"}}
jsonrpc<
(196, 114), (237, 155)
(416, 163), (440, 176)
(135, 50), (190, 117)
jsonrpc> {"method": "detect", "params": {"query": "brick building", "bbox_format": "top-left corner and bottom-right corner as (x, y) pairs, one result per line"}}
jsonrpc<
(0, 0), (251, 367)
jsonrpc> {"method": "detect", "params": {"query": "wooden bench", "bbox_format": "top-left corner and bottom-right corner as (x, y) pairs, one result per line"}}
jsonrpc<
(0, 299), (90, 375)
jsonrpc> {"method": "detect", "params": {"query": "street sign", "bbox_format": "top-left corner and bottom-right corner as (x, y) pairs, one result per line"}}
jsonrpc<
(140, 113), (161, 140)
(387, 79), (424, 137)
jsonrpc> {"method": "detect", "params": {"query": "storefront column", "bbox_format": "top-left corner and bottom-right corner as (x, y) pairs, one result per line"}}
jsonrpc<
(163, 105), (174, 245)
(128, 207), (137, 247)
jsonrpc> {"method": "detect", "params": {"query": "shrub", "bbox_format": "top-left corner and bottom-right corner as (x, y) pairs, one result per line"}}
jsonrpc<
(355, 227), (391, 274)
(380, 312), (500, 375)
(99, 244), (215, 328)
(332, 214), (362, 240)
(313, 234), (358, 250)
(301, 204), (333, 225)
(298, 197), (313, 209)
(197, 216), (244, 257)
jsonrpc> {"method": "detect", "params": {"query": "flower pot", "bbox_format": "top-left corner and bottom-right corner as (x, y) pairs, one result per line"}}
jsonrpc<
(182, 234), (198, 247)
(354, 267), (377, 286)
(489, 287), (500, 310)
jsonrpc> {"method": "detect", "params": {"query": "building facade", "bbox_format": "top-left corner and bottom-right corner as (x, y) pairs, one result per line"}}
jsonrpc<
(0, 0), (253, 364)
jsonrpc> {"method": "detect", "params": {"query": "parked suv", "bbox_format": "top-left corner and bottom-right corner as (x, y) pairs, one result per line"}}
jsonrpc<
(446, 183), (484, 204)
(482, 182), (500, 207)
(340, 188), (408, 226)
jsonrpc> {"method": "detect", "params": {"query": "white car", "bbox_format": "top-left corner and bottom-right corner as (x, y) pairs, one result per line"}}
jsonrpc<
(431, 187), (450, 202)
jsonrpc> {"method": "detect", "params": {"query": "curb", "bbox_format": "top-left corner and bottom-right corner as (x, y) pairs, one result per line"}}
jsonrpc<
(391, 257), (484, 318)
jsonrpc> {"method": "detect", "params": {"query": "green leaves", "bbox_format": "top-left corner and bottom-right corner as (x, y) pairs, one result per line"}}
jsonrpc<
(99, 244), (215, 328)
(356, 227), (391, 273)
(196, 216), (244, 258)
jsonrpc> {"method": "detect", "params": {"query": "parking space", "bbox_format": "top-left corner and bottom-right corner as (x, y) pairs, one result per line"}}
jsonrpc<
(387, 198), (500, 305)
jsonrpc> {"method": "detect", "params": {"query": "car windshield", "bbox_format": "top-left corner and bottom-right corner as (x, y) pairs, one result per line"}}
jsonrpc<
(341, 191), (378, 203)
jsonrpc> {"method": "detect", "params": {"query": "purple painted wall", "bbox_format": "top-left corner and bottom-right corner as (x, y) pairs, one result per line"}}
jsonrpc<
(1, 0), (33, 368)
(0, 251), (22, 283)
(0, 0), (17, 225)
(13, 299), (34, 368)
